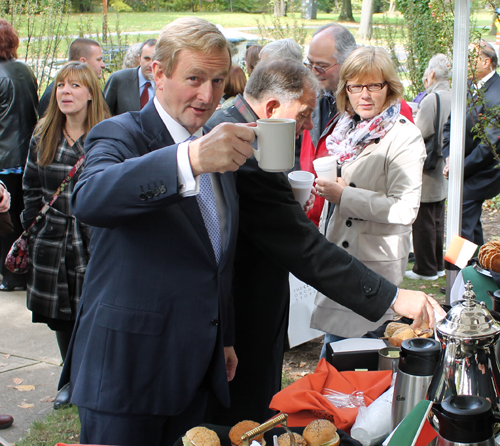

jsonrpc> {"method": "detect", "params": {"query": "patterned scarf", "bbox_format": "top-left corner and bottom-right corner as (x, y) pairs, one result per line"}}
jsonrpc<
(325, 101), (401, 165)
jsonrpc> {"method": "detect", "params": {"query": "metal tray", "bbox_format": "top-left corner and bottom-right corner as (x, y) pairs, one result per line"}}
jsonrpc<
(474, 262), (493, 278)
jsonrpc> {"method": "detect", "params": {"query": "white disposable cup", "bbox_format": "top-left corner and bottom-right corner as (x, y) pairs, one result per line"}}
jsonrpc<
(252, 118), (296, 172)
(288, 170), (314, 207)
(313, 156), (337, 182)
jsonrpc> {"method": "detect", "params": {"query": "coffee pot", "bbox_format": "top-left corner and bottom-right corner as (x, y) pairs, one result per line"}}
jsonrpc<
(432, 395), (500, 446)
(427, 282), (500, 412)
(391, 337), (441, 429)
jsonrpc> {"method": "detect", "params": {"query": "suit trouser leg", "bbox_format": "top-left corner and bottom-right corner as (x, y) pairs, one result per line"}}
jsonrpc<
(461, 198), (484, 246)
(79, 384), (209, 446)
(412, 200), (445, 276)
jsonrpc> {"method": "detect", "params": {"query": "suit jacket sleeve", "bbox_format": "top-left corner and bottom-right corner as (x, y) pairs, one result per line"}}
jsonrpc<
(72, 116), (182, 229)
(442, 115), (451, 160)
(237, 158), (397, 322)
(103, 74), (118, 116)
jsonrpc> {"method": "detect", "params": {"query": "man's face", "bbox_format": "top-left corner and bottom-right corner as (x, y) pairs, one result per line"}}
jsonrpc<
(139, 44), (155, 81)
(272, 87), (317, 138)
(82, 45), (105, 79)
(153, 48), (229, 134)
(307, 31), (342, 92)
(468, 45), (493, 81)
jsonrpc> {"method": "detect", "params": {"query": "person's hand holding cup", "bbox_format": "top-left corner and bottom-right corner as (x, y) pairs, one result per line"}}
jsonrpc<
(288, 171), (315, 208)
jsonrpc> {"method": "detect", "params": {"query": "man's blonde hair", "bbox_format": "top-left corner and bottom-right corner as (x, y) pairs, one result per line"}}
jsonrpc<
(336, 46), (404, 115)
(154, 17), (232, 77)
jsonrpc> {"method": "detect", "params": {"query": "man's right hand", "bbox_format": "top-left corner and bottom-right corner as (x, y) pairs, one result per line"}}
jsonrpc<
(189, 123), (255, 176)
(391, 289), (446, 329)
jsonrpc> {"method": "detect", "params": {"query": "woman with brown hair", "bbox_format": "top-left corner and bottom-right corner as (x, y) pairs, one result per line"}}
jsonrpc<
(22, 61), (110, 370)
(220, 65), (247, 110)
(0, 19), (38, 292)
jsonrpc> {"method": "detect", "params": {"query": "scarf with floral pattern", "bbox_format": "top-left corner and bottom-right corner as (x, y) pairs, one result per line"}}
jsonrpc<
(325, 101), (401, 165)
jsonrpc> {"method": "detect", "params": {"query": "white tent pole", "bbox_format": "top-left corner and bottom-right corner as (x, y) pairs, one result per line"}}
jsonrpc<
(445, 0), (470, 303)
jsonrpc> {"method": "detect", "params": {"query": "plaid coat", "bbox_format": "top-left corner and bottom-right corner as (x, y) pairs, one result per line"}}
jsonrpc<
(22, 134), (90, 321)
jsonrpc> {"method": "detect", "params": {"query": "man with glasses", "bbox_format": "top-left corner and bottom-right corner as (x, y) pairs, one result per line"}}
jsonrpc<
(300, 24), (357, 225)
(442, 40), (500, 245)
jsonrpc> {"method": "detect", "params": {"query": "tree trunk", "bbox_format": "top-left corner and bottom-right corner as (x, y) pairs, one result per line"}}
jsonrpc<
(274, 0), (286, 16)
(357, 0), (373, 40)
(489, 12), (498, 36)
(338, 0), (355, 21)
(388, 0), (396, 14)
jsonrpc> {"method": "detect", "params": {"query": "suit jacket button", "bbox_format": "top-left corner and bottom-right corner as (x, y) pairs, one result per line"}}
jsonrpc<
(363, 284), (373, 293)
(349, 183), (356, 187)
(146, 190), (154, 199)
(159, 185), (167, 194)
(346, 220), (352, 227)
(342, 241), (349, 248)
(153, 188), (160, 196)
(140, 193), (147, 201)
(211, 319), (219, 326)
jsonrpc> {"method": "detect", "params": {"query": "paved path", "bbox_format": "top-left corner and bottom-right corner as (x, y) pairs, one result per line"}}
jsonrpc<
(0, 289), (61, 445)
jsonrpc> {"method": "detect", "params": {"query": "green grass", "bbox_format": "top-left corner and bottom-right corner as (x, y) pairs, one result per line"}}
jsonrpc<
(15, 405), (80, 446)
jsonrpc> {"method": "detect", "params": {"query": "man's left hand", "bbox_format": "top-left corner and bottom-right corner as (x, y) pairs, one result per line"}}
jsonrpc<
(224, 346), (238, 382)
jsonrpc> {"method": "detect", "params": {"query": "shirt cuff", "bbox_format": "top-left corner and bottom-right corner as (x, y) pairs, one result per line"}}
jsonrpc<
(177, 141), (200, 196)
(390, 288), (399, 309)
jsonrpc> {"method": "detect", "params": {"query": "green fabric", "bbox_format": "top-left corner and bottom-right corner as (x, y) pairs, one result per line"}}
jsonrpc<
(461, 265), (498, 310)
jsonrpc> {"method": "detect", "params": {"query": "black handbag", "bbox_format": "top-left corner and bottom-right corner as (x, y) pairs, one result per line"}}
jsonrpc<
(423, 92), (441, 171)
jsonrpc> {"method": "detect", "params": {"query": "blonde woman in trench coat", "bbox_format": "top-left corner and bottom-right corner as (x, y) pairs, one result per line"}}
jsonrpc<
(311, 47), (426, 356)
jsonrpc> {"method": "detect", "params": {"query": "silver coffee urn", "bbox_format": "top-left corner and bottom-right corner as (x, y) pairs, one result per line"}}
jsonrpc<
(427, 281), (500, 416)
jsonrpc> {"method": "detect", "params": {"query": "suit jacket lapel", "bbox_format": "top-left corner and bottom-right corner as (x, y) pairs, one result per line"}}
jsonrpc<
(139, 101), (227, 266)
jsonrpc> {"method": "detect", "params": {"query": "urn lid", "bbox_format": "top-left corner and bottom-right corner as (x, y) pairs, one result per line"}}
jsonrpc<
(437, 281), (500, 339)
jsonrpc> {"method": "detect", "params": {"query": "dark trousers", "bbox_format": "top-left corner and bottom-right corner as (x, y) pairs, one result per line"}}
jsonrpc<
(0, 174), (26, 288)
(79, 384), (210, 446)
(461, 197), (484, 246)
(412, 199), (445, 276)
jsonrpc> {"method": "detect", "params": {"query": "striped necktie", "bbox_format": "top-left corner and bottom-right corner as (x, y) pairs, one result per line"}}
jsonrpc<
(186, 136), (222, 264)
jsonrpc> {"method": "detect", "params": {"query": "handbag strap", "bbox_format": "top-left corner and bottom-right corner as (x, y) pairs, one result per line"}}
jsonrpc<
(432, 92), (441, 155)
(25, 154), (85, 234)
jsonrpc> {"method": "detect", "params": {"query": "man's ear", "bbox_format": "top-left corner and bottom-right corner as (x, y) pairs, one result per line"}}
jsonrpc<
(79, 56), (87, 63)
(264, 98), (280, 118)
(152, 61), (164, 90)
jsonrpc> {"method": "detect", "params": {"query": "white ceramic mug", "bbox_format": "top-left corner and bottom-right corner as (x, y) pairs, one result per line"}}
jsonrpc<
(288, 170), (314, 207)
(313, 156), (337, 182)
(252, 118), (296, 172)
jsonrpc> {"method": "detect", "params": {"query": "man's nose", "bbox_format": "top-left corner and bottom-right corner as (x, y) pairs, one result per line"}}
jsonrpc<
(198, 83), (213, 104)
(304, 115), (314, 131)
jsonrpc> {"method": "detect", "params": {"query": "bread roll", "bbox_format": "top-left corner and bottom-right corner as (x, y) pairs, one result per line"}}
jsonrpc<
(277, 432), (307, 446)
(302, 419), (340, 446)
(388, 326), (416, 347)
(183, 427), (220, 446)
(229, 420), (265, 446)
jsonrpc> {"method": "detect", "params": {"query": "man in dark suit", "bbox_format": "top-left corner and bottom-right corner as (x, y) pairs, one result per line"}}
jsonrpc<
(59, 18), (255, 446)
(104, 39), (156, 115)
(38, 38), (105, 117)
(443, 40), (500, 245)
(204, 58), (445, 425)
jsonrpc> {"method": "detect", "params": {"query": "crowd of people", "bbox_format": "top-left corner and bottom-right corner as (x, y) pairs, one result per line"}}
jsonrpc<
(0, 13), (499, 446)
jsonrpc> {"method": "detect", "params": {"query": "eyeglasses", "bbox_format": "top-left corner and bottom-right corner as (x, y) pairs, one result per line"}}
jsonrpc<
(345, 82), (388, 93)
(304, 61), (340, 75)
